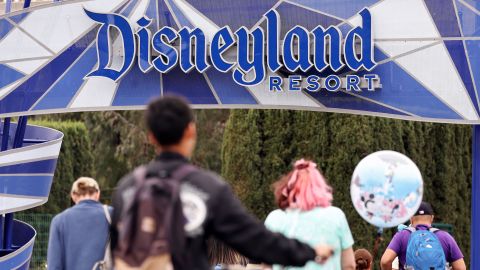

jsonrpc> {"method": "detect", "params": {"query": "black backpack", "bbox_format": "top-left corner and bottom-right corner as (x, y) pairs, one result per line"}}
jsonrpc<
(114, 163), (197, 270)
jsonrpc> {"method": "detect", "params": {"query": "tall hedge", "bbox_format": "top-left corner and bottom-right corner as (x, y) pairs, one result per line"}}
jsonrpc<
(27, 121), (95, 214)
(221, 110), (472, 268)
(222, 110), (265, 218)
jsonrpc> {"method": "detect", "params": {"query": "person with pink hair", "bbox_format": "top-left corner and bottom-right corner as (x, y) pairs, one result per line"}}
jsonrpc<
(265, 159), (356, 270)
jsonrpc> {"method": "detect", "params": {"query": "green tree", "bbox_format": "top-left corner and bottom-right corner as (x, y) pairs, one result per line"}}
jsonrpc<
(222, 110), (265, 218)
(27, 121), (94, 214)
(192, 109), (230, 172)
(324, 114), (384, 256)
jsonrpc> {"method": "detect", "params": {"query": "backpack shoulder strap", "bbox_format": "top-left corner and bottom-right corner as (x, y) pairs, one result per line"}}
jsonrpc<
(133, 165), (149, 186)
(429, 227), (440, 233)
(146, 161), (198, 182)
(406, 227), (416, 233)
(103, 205), (112, 225)
(170, 163), (198, 181)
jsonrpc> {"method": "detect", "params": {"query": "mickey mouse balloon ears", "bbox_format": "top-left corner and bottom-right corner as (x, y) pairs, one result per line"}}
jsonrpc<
(351, 151), (424, 228)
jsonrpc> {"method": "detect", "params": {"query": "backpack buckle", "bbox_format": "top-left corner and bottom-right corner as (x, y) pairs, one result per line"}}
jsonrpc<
(158, 170), (169, 178)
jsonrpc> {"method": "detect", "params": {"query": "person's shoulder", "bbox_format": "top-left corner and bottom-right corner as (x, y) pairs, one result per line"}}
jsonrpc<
(117, 171), (136, 190)
(435, 230), (457, 242)
(434, 229), (453, 236)
(393, 228), (412, 239)
(387, 229), (410, 250)
(266, 209), (286, 221)
(192, 166), (223, 181)
(187, 166), (228, 189)
(51, 208), (71, 226)
(318, 206), (347, 219)
(265, 209), (287, 229)
(314, 207), (351, 229)
(327, 206), (346, 215)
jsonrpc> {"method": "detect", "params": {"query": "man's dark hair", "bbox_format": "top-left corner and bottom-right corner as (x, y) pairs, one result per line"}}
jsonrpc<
(145, 96), (194, 146)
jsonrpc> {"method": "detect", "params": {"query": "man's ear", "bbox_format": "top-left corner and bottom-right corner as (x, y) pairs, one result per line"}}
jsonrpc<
(184, 122), (197, 140)
(71, 193), (78, 204)
(148, 132), (159, 146)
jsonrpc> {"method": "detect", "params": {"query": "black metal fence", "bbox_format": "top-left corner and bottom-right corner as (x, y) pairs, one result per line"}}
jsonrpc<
(15, 213), (54, 270)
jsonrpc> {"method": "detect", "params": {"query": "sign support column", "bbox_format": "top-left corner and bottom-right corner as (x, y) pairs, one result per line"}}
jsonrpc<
(472, 125), (480, 269)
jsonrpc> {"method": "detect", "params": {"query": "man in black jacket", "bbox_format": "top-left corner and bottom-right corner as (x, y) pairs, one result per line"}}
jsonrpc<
(111, 96), (334, 270)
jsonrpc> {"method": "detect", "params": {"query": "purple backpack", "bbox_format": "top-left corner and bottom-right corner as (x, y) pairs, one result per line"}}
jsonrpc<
(114, 163), (197, 269)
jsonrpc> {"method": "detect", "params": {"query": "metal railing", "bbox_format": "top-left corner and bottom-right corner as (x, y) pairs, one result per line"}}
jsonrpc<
(15, 214), (54, 270)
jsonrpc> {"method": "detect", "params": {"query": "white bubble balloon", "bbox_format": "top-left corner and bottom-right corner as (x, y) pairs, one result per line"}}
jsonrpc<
(351, 150), (423, 228)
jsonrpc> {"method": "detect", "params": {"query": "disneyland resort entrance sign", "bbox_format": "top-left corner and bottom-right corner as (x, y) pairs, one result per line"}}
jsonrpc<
(1, 2), (480, 269)
(86, 8), (380, 92)
(0, 0), (479, 123)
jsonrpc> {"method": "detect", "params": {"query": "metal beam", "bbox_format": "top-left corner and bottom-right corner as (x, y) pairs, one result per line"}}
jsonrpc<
(3, 116), (28, 251)
(0, 119), (3, 250)
(1, 118), (10, 152)
(472, 125), (480, 269)
(4, 0), (12, 13)
(23, 0), (31, 9)
(0, 118), (10, 251)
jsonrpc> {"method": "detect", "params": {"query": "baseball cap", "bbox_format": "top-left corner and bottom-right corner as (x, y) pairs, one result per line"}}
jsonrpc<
(414, 201), (434, 216)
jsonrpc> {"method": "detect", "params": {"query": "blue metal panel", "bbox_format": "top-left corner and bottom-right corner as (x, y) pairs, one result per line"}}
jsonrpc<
(22, 122), (63, 141)
(1, 0), (137, 113)
(0, 175), (53, 197)
(206, 70), (257, 104)
(185, 0), (278, 29)
(424, 0), (462, 37)
(0, 243), (34, 268)
(145, 0), (158, 31)
(32, 0), (137, 111)
(13, 117), (27, 149)
(120, 0), (139, 18)
(33, 45), (98, 110)
(9, 13), (30, 24)
(4, 0), (12, 13)
(0, 240), (33, 268)
(354, 60), (463, 120)
(23, 0), (31, 8)
(0, 29), (99, 114)
(113, 65), (161, 106)
(466, 41), (480, 108)
(456, 0), (480, 37)
(0, 221), (35, 269)
(164, 0), (193, 28)
(163, 66), (218, 104)
(287, 0), (379, 19)
(307, 90), (409, 116)
(157, 0), (177, 28)
(0, 216), (3, 252)
(472, 125), (480, 270)
(0, 65), (24, 90)
(271, 2), (342, 36)
(0, 19), (14, 40)
(3, 214), (13, 250)
(443, 40), (480, 114)
(1, 119), (10, 152)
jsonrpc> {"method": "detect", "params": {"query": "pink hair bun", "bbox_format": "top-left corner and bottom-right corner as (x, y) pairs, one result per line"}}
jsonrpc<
(284, 159), (333, 211)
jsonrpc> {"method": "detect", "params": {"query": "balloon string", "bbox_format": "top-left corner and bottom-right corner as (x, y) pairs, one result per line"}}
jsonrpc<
(372, 227), (384, 265)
